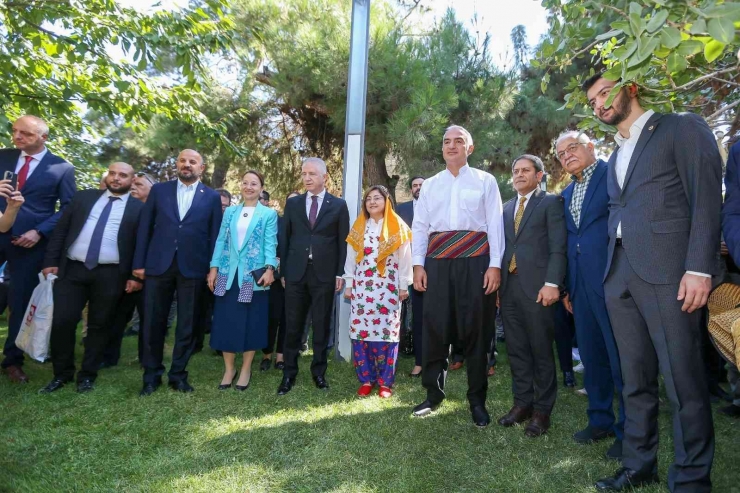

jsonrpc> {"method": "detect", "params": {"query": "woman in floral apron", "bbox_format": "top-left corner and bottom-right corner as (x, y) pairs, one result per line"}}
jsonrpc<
(343, 185), (412, 398)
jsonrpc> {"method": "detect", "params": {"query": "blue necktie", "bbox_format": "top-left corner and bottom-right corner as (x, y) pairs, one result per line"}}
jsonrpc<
(85, 196), (119, 270)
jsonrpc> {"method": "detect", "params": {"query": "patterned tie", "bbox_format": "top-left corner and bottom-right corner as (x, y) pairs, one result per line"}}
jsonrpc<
(309, 195), (318, 229)
(84, 196), (119, 270)
(508, 196), (527, 273)
(17, 155), (32, 190)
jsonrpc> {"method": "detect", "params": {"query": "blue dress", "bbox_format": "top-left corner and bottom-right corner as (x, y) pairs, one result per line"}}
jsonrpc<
(210, 288), (268, 352)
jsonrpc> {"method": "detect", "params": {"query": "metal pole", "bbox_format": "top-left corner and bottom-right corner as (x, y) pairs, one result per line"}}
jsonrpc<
(336, 0), (370, 361)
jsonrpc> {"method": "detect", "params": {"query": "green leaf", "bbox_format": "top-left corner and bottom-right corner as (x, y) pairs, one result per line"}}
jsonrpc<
(704, 39), (726, 62)
(611, 20), (631, 35)
(628, 35), (659, 67)
(660, 27), (682, 48)
(596, 29), (623, 41)
(602, 64), (622, 81)
(646, 10), (669, 33)
(629, 13), (646, 37)
(708, 17), (736, 44)
(614, 40), (638, 61)
(629, 2), (643, 15)
(676, 39), (703, 56)
(604, 83), (623, 108)
(688, 19), (707, 35)
(667, 52), (688, 73)
(703, 3), (740, 21)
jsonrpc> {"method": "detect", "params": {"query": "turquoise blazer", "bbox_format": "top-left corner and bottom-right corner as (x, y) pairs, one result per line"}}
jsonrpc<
(210, 203), (278, 292)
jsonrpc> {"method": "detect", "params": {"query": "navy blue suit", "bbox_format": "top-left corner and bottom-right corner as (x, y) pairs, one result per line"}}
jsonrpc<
(561, 160), (624, 438)
(133, 179), (222, 385)
(0, 148), (75, 368)
(722, 142), (740, 264)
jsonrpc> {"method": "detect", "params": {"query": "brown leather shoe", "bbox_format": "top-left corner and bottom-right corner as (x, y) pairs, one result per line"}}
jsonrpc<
(524, 411), (550, 437)
(497, 405), (533, 427)
(4, 365), (29, 383)
(449, 361), (464, 371)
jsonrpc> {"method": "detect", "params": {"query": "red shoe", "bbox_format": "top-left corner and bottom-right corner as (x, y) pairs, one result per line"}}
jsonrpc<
(357, 383), (374, 396)
(378, 386), (393, 398)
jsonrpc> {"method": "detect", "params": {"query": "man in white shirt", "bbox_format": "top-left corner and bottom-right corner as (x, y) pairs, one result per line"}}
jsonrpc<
(411, 125), (504, 427)
(584, 72), (721, 492)
(39, 162), (143, 393)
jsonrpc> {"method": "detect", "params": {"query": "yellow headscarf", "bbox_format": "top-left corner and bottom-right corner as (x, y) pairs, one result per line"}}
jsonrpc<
(346, 196), (412, 277)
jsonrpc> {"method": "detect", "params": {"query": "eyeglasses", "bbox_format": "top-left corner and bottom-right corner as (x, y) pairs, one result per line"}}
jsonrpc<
(556, 143), (587, 161)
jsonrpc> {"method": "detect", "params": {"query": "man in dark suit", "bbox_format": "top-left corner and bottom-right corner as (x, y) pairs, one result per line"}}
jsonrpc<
(396, 176), (425, 377)
(584, 73), (721, 492)
(498, 154), (567, 437)
(277, 157), (349, 395)
(557, 131), (625, 460)
(133, 149), (223, 396)
(0, 115), (76, 383)
(38, 162), (143, 392)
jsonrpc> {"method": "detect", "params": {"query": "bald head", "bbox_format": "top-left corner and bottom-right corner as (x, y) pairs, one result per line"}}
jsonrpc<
(12, 115), (49, 154)
(105, 162), (135, 195)
(176, 149), (205, 184)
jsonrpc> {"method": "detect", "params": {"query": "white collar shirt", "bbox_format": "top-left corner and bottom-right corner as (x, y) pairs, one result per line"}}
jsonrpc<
(305, 189), (327, 218)
(411, 164), (505, 268)
(16, 148), (48, 180)
(177, 179), (199, 220)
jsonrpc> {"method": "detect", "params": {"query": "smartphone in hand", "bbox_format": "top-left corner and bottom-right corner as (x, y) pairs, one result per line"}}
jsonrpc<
(3, 171), (18, 190)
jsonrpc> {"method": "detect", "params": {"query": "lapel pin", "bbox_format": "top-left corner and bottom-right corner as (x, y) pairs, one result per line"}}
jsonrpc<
(648, 125), (654, 131)
(199, 189), (204, 193)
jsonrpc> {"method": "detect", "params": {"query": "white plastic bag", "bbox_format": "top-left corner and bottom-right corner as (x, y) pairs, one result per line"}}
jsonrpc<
(15, 273), (57, 362)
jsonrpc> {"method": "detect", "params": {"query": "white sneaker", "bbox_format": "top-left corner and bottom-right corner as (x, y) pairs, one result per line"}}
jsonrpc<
(573, 362), (585, 373)
(576, 388), (588, 396)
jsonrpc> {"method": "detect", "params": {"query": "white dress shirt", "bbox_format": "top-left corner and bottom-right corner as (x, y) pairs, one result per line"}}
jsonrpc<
(68, 191), (130, 264)
(177, 179), (199, 220)
(236, 206), (256, 248)
(16, 148), (48, 179)
(412, 164), (505, 268)
(305, 189), (326, 217)
(343, 218), (413, 287)
(515, 188), (558, 288)
(613, 110), (708, 278)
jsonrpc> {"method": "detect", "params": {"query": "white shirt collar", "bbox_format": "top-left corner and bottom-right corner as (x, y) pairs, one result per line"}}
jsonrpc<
(177, 179), (199, 190)
(20, 147), (47, 161)
(104, 189), (130, 203)
(307, 189), (326, 199)
(368, 217), (383, 226)
(518, 188), (537, 203)
(614, 109), (655, 147)
(444, 163), (470, 178)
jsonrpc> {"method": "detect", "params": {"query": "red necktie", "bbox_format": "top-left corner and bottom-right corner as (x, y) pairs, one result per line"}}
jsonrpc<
(309, 195), (318, 229)
(17, 155), (32, 190)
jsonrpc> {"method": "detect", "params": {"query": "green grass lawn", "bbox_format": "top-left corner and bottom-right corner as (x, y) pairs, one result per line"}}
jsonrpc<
(1, 319), (739, 493)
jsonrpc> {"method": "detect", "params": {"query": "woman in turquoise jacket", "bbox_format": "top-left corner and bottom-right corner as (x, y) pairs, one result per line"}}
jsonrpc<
(208, 170), (278, 391)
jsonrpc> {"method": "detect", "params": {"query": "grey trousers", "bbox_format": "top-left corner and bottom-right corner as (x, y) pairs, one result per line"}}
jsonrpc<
(604, 247), (714, 493)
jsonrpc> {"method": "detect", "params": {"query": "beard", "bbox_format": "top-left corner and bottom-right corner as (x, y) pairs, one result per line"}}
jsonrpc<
(412, 190), (420, 200)
(177, 170), (198, 183)
(106, 182), (131, 194)
(598, 89), (632, 126)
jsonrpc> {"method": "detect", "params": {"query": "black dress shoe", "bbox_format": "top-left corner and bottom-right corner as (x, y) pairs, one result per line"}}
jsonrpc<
(235, 372), (251, 391)
(563, 371), (576, 388)
(140, 382), (161, 397)
(77, 379), (94, 393)
(218, 370), (237, 390)
(259, 359), (271, 372)
(573, 425), (615, 444)
(595, 467), (659, 491)
(169, 380), (194, 393)
(709, 382), (733, 403)
(39, 378), (69, 394)
(274, 361), (285, 370)
(412, 400), (439, 417)
(471, 405), (491, 427)
(408, 371), (421, 378)
(313, 375), (329, 390)
(277, 377), (295, 395)
(605, 439), (623, 461)
(718, 404), (740, 418)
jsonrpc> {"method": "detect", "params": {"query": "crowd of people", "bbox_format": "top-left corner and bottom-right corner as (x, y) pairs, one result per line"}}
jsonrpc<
(1, 67), (739, 492)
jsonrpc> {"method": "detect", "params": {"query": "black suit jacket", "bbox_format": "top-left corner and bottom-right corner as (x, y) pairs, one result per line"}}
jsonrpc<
(43, 189), (145, 279)
(501, 188), (567, 301)
(396, 200), (414, 229)
(279, 192), (350, 283)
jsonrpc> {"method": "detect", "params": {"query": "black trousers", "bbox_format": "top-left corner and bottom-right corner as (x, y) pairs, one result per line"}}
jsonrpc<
(283, 263), (335, 379)
(604, 247), (713, 491)
(500, 273), (557, 414)
(411, 286), (424, 366)
(263, 279), (286, 355)
(422, 255), (495, 408)
(193, 291), (214, 351)
(50, 261), (126, 382)
(141, 255), (204, 384)
(103, 289), (143, 366)
(553, 301), (575, 373)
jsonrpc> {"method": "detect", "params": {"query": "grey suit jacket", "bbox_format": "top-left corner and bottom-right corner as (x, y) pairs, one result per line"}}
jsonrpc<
(501, 188), (567, 301)
(604, 112), (723, 285)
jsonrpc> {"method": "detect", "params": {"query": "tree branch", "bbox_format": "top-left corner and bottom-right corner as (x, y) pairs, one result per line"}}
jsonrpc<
(707, 99), (740, 122)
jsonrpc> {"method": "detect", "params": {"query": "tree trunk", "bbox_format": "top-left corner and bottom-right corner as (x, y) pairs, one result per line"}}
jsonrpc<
(363, 151), (398, 203)
(210, 155), (231, 189)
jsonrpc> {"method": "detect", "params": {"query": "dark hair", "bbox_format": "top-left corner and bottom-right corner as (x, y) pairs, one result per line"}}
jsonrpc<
(260, 190), (270, 201)
(362, 185), (391, 218)
(242, 169), (264, 187)
(408, 176), (425, 189)
(215, 188), (232, 201)
(512, 154), (544, 173)
(582, 71), (606, 92)
(286, 191), (300, 201)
